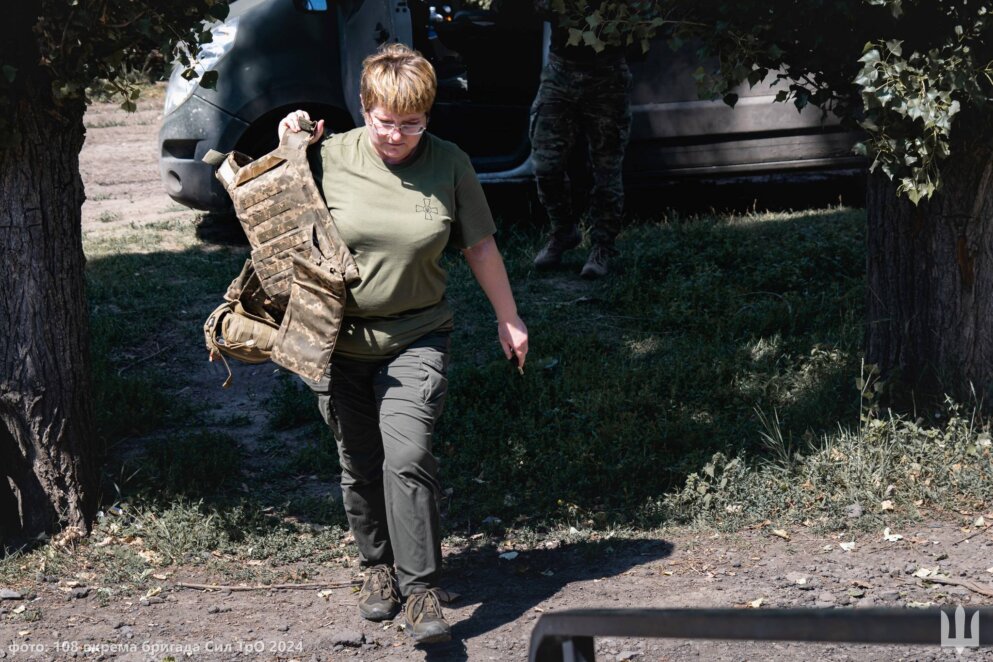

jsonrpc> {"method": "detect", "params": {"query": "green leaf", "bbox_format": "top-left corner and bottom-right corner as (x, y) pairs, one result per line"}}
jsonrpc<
(120, 99), (137, 113)
(1, 65), (16, 83)
(208, 3), (230, 21)
(859, 49), (881, 65)
(723, 92), (739, 107)
(746, 68), (766, 88)
(859, 117), (879, 133)
(582, 30), (606, 53)
(199, 70), (219, 90)
(567, 28), (584, 47)
(586, 9), (603, 30)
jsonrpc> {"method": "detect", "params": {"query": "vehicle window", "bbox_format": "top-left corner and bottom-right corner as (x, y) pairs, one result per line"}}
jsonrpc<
(411, 1), (542, 106)
(407, 0), (543, 169)
(295, 0), (328, 12)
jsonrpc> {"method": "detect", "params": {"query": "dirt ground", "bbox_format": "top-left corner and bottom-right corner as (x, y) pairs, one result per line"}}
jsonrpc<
(2, 91), (992, 662)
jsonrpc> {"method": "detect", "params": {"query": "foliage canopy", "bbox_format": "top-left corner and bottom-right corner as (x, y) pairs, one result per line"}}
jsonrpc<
(541, 0), (669, 54)
(668, 0), (993, 204)
(1, 1), (228, 134)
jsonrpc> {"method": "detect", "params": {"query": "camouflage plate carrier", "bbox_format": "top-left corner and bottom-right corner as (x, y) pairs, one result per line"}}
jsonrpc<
(203, 121), (360, 384)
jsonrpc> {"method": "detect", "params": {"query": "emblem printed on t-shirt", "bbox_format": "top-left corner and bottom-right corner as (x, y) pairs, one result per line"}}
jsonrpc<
(416, 198), (439, 220)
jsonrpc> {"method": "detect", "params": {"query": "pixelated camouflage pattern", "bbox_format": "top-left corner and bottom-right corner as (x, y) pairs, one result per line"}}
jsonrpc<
(215, 125), (359, 308)
(203, 260), (283, 387)
(224, 258), (283, 322)
(270, 222), (350, 381)
(530, 53), (632, 248)
(209, 122), (360, 382)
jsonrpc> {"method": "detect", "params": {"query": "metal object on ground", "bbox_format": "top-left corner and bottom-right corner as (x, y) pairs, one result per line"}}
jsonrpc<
(529, 607), (993, 662)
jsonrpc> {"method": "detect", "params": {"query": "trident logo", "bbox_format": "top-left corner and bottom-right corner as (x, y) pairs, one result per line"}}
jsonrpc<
(941, 605), (980, 654)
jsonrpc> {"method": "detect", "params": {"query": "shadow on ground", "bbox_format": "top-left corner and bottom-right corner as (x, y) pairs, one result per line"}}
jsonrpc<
(420, 536), (675, 661)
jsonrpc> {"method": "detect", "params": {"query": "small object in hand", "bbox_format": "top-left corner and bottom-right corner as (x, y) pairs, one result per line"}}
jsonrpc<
(510, 353), (524, 376)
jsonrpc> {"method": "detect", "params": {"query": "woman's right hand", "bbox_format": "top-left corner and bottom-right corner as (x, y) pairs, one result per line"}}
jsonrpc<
(277, 110), (324, 145)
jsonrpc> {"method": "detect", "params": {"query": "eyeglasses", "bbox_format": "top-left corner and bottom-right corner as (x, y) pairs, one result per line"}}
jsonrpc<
(365, 115), (427, 137)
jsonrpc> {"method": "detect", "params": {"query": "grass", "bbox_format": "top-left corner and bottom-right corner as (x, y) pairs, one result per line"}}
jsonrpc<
(654, 395), (993, 531)
(84, 226), (247, 450)
(440, 207), (868, 526)
(266, 372), (322, 431)
(131, 431), (244, 498)
(84, 118), (128, 129)
(4, 202), (991, 588)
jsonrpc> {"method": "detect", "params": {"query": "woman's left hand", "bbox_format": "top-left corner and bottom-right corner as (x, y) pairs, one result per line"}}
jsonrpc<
(498, 315), (529, 369)
(461, 235), (528, 369)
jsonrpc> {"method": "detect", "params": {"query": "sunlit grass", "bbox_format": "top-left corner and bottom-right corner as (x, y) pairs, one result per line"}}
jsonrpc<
(4, 203), (988, 588)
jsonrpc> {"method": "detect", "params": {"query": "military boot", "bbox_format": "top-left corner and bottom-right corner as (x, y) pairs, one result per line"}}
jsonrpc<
(403, 587), (452, 644)
(533, 226), (582, 270)
(357, 564), (400, 621)
(580, 244), (615, 279)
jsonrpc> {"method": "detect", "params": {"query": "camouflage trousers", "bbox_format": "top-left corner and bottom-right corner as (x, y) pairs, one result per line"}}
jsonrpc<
(530, 53), (632, 248)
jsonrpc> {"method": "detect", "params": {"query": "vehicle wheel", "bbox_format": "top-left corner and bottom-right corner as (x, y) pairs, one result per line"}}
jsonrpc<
(235, 105), (354, 159)
(195, 210), (247, 246)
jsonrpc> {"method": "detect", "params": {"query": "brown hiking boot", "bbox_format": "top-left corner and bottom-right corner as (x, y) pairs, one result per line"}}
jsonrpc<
(580, 244), (615, 279)
(403, 587), (452, 644)
(533, 226), (582, 270)
(357, 564), (400, 622)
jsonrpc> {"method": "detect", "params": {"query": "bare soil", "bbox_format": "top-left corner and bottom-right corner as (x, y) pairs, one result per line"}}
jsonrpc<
(2, 91), (992, 662)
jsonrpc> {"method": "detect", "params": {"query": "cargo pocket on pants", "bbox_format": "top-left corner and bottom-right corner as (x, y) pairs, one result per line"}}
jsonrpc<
(418, 342), (450, 416)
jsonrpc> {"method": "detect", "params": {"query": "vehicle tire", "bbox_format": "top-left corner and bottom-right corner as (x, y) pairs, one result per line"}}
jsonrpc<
(235, 105), (354, 159)
(195, 210), (247, 246)
(197, 105), (355, 245)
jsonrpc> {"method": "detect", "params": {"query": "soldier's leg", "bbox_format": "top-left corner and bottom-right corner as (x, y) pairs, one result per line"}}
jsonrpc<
(581, 64), (633, 249)
(373, 331), (450, 596)
(306, 359), (394, 568)
(531, 61), (581, 238)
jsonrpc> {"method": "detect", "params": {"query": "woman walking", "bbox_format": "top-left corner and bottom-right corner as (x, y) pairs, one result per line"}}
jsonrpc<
(279, 43), (528, 644)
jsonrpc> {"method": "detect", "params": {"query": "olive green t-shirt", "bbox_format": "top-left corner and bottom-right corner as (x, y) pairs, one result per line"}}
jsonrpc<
(309, 127), (496, 359)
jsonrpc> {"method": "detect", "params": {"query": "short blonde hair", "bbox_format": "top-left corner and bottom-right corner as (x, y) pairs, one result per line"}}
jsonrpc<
(360, 43), (437, 115)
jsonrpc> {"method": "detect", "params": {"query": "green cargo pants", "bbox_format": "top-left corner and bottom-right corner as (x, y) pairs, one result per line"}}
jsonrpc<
(305, 331), (450, 596)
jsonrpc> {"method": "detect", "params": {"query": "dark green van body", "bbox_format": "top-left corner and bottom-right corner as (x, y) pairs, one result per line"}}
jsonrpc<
(159, 0), (861, 212)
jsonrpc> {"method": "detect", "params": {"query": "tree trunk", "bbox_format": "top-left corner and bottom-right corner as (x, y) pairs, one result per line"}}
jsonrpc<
(866, 106), (993, 400)
(0, 82), (96, 544)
